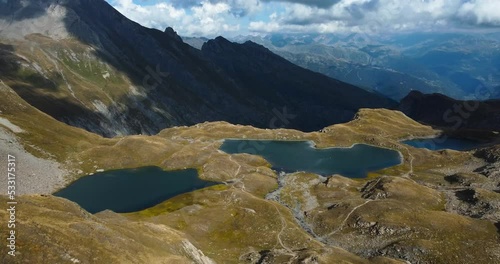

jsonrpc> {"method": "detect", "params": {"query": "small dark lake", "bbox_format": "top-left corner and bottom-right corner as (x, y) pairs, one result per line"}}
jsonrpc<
(54, 167), (217, 214)
(220, 140), (402, 178)
(402, 137), (484, 151)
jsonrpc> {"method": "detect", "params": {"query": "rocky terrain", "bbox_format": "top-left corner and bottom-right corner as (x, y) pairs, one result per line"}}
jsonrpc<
(0, 1), (499, 263)
(1, 78), (499, 263)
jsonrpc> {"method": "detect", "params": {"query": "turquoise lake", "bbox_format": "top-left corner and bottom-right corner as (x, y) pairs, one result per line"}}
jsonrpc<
(402, 137), (484, 151)
(220, 140), (402, 178)
(54, 167), (217, 214)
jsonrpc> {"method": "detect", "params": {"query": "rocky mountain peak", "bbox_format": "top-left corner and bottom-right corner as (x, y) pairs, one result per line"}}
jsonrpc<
(242, 40), (268, 50)
(202, 37), (278, 62)
(164, 26), (182, 42)
(201, 36), (234, 53)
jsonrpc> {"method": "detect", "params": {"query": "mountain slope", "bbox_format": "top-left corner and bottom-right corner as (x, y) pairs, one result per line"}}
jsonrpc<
(1, 86), (499, 262)
(0, 0), (253, 137)
(226, 33), (500, 101)
(201, 38), (396, 131)
(0, 0), (394, 136)
(400, 91), (500, 131)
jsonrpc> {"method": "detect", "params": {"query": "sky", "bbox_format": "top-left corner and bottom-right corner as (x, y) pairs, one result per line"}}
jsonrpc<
(107, 0), (500, 37)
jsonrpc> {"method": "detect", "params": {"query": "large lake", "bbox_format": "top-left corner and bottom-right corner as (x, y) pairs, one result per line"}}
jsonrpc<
(54, 167), (217, 214)
(220, 140), (402, 178)
(402, 137), (484, 151)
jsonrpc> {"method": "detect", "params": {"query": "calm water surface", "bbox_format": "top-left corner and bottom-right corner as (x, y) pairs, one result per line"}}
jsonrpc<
(54, 167), (217, 214)
(220, 140), (402, 178)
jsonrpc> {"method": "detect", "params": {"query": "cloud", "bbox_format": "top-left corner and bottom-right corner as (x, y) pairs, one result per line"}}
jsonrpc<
(458, 0), (500, 26)
(249, 0), (500, 34)
(168, 0), (201, 8)
(169, 0), (340, 9)
(110, 0), (243, 36)
(261, 0), (342, 8)
(108, 0), (500, 37)
(168, 0), (262, 17)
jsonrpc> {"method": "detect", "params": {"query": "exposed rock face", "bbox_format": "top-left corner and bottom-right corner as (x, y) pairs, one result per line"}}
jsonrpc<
(0, 0), (395, 137)
(0, 0), (74, 40)
(475, 145), (500, 163)
(164, 27), (183, 43)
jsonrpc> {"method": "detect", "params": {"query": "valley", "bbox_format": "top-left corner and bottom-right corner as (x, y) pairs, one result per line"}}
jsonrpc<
(1, 79), (499, 262)
(0, 0), (499, 263)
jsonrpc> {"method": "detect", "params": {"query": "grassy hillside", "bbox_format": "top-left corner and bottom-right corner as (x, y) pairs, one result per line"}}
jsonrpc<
(1, 84), (498, 262)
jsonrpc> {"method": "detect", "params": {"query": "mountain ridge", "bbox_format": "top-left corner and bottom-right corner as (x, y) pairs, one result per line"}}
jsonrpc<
(400, 90), (500, 131)
(184, 32), (500, 101)
(0, 0), (395, 136)
(201, 36), (396, 131)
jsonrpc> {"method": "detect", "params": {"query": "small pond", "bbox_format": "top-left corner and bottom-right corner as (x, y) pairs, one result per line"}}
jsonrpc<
(220, 140), (402, 178)
(54, 167), (217, 214)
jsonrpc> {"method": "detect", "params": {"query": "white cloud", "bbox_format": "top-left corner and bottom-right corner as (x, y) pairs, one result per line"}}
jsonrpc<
(108, 0), (500, 37)
(458, 0), (500, 26)
(249, 21), (281, 32)
(248, 0), (500, 34)
(230, 0), (263, 16)
(186, 2), (240, 36)
(169, 0), (262, 15)
(110, 0), (243, 37)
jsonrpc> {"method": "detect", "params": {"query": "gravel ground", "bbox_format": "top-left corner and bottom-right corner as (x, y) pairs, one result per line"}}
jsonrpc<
(0, 126), (68, 194)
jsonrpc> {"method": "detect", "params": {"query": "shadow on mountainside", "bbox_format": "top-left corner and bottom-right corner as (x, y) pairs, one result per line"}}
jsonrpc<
(1, 0), (397, 136)
(0, 42), (122, 136)
(399, 91), (500, 141)
(1, 0), (266, 136)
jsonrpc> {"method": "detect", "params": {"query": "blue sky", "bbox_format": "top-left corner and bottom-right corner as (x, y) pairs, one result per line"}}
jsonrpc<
(106, 0), (500, 37)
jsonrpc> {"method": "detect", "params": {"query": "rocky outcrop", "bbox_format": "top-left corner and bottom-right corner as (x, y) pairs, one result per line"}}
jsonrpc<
(475, 145), (500, 163)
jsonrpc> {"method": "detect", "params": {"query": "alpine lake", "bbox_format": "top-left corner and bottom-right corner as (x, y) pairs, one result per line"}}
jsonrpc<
(55, 139), (404, 214)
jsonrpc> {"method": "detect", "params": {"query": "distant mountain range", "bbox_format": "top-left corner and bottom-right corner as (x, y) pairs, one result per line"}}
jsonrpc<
(0, 0), (394, 137)
(185, 33), (500, 101)
(2, 2), (500, 263)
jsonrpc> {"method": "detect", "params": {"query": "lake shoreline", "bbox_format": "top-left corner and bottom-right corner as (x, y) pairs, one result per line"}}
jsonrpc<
(220, 139), (403, 178)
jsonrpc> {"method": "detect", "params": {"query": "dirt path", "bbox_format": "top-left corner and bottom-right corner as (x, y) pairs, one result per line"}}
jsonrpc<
(323, 199), (374, 238)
